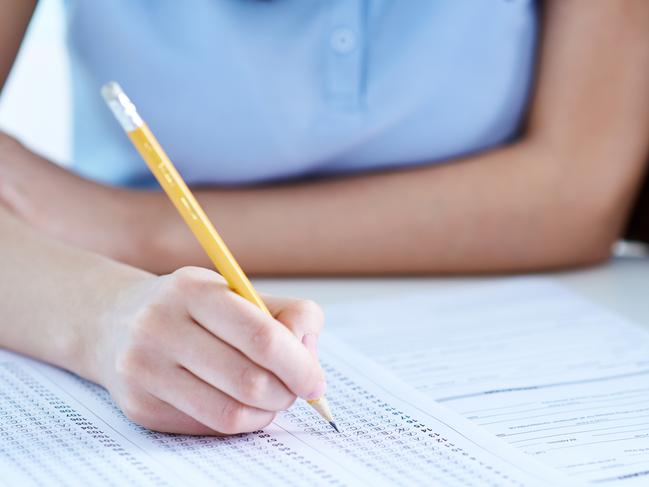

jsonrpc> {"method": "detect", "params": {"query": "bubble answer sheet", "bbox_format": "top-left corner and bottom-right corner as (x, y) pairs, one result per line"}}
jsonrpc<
(325, 277), (649, 486)
(0, 335), (570, 487)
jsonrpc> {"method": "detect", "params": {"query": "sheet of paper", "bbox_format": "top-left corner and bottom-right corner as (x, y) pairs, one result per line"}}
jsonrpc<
(0, 334), (568, 486)
(325, 277), (649, 485)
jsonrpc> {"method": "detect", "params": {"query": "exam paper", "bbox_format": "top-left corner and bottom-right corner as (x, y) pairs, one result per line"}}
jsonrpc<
(326, 277), (649, 485)
(0, 335), (568, 486)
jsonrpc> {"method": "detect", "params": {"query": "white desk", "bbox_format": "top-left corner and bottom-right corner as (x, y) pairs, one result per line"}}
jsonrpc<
(255, 256), (649, 329)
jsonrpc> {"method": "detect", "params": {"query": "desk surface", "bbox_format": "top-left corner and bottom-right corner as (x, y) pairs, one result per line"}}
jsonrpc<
(255, 256), (649, 329)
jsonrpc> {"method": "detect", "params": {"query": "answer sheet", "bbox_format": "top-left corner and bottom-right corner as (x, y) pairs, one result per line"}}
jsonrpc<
(0, 335), (567, 486)
(326, 277), (649, 485)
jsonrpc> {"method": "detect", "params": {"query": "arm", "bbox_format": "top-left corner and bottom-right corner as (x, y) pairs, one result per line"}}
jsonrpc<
(163, 0), (649, 275)
(0, 4), (325, 435)
(0, 204), (325, 434)
(2, 0), (649, 275)
(189, 0), (649, 274)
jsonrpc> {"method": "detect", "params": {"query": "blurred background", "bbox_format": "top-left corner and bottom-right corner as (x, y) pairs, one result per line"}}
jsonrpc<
(0, 0), (70, 165)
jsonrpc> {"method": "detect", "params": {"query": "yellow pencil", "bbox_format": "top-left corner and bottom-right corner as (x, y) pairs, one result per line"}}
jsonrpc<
(101, 81), (337, 433)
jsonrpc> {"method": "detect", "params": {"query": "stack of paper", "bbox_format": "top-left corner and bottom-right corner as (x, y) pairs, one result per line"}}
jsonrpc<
(0, 334), (568, 486)
(326, 277), (649, 485)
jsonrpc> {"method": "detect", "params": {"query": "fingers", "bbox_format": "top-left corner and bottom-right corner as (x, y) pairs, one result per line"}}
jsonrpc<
(175, 269), (326, 401)
(264, 295), (325, 340)
(149, 366), (276, 435)
(174, 321), (296, 411)
(119, 390), (220, 435)
(192, 296), (326, 401)
(115, 267), (327, 436)
(265, 295), (324, 359)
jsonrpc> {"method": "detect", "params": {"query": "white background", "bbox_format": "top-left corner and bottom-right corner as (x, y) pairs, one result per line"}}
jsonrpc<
(0, 0), (70, 164)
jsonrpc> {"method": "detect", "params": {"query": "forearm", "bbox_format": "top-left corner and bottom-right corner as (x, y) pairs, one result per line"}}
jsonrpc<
(141, 0), (649, 276)
(4, 1), (648, 277)
(0, 205), (148, 381)
(146, 139), (638, 276)
(0, 195), (328, 437)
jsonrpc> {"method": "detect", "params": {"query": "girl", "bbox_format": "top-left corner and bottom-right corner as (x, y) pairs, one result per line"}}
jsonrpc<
(1, 0), (648, 435)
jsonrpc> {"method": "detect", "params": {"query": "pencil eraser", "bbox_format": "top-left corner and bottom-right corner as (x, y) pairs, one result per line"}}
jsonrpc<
(101, 81), (124, 104)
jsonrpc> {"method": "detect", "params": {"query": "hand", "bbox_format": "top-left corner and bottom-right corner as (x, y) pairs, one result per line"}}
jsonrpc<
(0, 132), (158, 264)
(91, 266), (325, 435)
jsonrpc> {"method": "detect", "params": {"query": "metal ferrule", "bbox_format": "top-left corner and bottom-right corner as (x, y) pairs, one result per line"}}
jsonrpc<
(101, 81), (144, 132)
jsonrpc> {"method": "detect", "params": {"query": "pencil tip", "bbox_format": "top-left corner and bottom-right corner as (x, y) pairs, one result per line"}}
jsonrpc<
(329, 421), (340, 433)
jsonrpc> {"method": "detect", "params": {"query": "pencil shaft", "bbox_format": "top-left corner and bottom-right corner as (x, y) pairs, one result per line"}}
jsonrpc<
(102, 81), (334, 430)
(128, 125), (270, 315)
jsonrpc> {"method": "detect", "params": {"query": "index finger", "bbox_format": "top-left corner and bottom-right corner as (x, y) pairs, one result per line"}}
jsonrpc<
(187, 285), (327, 401)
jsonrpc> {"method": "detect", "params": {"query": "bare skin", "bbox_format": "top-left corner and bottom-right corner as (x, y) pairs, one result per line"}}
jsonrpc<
(2, 1), (649, 276)
(0, 0), (326, 436)
(0, 202), (326, 435)
(0, 1), (648, 434)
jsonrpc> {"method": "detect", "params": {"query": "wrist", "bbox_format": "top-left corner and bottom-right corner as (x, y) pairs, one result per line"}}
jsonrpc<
(130, 190), (200, 275)
(110, 189), (171, 272)
(70, 258), (153, 386)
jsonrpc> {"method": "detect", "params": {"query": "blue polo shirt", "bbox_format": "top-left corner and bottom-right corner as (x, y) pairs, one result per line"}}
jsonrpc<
(65, 0), (538, 186)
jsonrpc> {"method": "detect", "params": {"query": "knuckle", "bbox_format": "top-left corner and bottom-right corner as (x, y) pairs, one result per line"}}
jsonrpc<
(114, 348), (146, 385)
(130, 305), (163, 345)
(162, 267), (232, 306)
(167, 266), (223, 294)
(251, 324), (279, 360)
(166, 267), (200, 293)
(217, 400), (247, 435)
(240, 367), (271, 405)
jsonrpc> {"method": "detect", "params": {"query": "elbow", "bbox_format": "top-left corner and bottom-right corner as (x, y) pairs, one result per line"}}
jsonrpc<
(537, 196), (623, 271)
(524, 228), (614, 273)
(562, 233), (615, 268)
(518, 138), (645, 272)
(526, 228), (614, 273)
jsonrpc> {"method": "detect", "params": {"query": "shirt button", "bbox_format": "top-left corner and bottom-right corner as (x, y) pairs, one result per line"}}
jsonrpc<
(330, 27), (356, 54)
